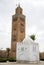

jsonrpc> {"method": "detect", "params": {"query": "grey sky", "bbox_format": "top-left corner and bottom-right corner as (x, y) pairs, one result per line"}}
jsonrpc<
(0, 0), (44, 52)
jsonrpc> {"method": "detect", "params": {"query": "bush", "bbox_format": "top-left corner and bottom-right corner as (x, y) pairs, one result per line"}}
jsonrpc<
(8, 58), (16, 62)
(40, 59), (44, 61)
(0, 58), (7, 62)
(0, 57), (16, 62)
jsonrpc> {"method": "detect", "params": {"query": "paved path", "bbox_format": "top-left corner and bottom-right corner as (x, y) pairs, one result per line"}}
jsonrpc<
(0, 61), (44, 65)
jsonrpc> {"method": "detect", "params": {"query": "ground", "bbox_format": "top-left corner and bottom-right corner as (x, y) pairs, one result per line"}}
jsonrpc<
(0, 61), (44, 65)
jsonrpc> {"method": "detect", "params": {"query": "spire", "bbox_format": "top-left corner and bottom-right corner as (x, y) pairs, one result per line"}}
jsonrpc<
(15, 4), (22, 14)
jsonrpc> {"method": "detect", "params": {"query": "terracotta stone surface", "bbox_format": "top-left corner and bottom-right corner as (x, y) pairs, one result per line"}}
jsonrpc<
(11, 5), (25, 58)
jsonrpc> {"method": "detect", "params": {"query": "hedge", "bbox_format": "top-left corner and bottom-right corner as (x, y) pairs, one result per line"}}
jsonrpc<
(7, 57), (16, 62)
(0, 58), (7, 62)
(0, 58), (16, 62)
(40, 59), (44, 61)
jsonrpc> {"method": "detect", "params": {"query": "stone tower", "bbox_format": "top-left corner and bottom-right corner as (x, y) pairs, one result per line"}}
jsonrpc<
(11, 5), (25, 58)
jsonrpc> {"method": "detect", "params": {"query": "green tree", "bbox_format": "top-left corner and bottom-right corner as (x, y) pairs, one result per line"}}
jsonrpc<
(30, 34), (35, 41)
(6, 48), (10, 58)
(0, 48), (3, 58)
(0, 50), (2, 58)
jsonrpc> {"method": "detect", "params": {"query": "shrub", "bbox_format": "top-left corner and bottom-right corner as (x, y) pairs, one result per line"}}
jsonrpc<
(0, 58), (7, 62)
(8, 58), (16, 62)
(40, 59), (44, 61)
(0, 57), (16, 62)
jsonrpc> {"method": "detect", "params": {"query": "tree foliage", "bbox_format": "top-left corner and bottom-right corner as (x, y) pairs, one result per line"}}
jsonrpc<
(6, 48), (10, 58)
(30, 34), (35, 41)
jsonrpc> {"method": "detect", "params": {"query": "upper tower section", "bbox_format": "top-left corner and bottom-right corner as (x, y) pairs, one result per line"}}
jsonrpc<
(12, 4), (25, 22)
(15, 4), (22, 14)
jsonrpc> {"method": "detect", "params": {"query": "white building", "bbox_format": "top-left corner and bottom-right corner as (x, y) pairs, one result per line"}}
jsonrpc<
(16, 37), (39, 63)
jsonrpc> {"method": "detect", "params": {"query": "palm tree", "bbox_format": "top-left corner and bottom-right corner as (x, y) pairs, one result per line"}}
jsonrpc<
(6, 48), (10, 58)
(30, 34), (35, 41)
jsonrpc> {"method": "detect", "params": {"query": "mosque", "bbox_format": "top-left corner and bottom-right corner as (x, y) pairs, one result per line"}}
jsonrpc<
(11, 4), (39, 63)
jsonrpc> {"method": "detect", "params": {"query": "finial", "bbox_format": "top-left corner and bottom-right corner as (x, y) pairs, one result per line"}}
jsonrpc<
(18, 3), (20, 7)
(16, 4), (17, 6)
(16, 3), (20, 8)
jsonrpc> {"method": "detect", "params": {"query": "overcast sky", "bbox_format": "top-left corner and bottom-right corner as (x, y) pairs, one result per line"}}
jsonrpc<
(0, 0), (44, 52)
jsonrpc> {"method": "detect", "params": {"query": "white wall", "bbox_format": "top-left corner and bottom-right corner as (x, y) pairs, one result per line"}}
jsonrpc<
(16, 42), (39, 63)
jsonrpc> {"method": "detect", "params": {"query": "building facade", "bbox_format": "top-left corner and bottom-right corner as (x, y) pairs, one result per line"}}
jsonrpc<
(11, 5), (25, 58)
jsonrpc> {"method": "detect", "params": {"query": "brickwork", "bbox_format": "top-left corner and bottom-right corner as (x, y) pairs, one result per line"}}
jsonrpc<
(11, 5), (25, 58)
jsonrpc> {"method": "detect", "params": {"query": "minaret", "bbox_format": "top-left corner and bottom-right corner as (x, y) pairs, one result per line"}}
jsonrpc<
(11, 5), (25, 58)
